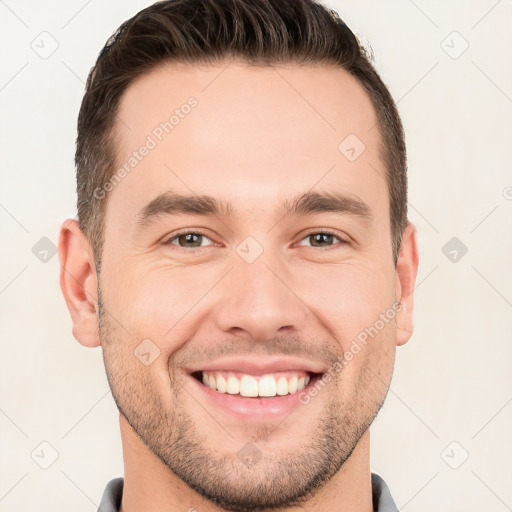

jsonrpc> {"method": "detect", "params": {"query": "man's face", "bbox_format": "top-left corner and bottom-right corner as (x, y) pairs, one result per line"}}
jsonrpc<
(97, 61), (406, 510)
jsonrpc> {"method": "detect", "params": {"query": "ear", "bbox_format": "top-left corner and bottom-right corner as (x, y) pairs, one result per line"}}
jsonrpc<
(395, 221), (419, 346)
(58, 219), (100, 348)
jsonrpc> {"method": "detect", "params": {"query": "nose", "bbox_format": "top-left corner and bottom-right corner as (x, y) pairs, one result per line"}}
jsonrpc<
(213, 254), (310, 341)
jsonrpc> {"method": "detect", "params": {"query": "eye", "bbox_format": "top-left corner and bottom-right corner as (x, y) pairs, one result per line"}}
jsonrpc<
(162, 229), (349, 252)
(296, 230), (349, 249)
(163, 230), (215, 250)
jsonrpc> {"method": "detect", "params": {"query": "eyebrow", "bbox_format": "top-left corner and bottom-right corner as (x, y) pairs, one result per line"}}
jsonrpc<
(135, 190), (372, 229)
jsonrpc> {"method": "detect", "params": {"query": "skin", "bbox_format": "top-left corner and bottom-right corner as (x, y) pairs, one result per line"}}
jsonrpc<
(59, 60), (418, 512)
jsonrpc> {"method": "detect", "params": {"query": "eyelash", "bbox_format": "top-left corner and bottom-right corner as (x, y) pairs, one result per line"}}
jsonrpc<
(162, 229), (350, 252)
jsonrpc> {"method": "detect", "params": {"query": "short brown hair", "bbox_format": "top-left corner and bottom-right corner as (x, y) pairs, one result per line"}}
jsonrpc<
(76, 0), (407, 268)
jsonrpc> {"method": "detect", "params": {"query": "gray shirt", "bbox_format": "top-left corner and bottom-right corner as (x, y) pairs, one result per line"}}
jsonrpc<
(97, 473), (398, 512)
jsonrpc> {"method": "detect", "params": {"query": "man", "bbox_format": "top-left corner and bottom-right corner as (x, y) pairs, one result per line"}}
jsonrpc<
(59, 0), (419, 510)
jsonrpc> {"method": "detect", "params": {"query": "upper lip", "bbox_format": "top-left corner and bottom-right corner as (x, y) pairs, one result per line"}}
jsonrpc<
(185, 356), (327, 376)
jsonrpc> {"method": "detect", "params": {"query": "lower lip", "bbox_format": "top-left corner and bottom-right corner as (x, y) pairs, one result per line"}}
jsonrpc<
(187, 373), (318, 420)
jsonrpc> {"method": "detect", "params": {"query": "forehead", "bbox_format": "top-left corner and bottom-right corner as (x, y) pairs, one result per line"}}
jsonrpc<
(108, 60), (387, 228)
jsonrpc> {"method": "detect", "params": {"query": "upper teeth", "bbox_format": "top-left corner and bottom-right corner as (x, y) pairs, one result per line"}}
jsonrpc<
(201, 371), (311, 397)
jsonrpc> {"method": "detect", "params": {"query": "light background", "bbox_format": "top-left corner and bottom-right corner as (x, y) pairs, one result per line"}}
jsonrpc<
(1, 0), (511, 510)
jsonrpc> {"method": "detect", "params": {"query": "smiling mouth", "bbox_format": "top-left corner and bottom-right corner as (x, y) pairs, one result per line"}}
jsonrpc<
(191, 370), (321, 398)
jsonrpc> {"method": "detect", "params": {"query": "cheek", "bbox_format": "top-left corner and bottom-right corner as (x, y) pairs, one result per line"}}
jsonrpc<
(102, 249), (397, 351)
(300, 262), (397, 347)
(334, 313), (397, 403)
(106, 264), (217, 340)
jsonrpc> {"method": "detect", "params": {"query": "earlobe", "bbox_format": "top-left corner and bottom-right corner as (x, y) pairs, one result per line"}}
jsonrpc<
(395, 222), (419, 346)
(58, 219), (101, 348)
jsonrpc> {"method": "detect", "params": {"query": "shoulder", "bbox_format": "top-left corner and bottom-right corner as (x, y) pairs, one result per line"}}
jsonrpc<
(371, 472), (399, 512)
(97, 477), (124, 512)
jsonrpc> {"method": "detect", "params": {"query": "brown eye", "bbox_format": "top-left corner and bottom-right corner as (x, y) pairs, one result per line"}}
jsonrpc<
(297, 231), (348, 249)
(164, 231), (213, 249)
(309, 233), (336, 247)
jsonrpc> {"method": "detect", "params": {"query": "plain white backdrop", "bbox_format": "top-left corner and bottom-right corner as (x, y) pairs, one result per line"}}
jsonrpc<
(1, 1), (511, 510)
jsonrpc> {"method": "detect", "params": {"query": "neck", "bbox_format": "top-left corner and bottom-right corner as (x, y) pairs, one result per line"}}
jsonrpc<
(119, 415), (374, 512)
